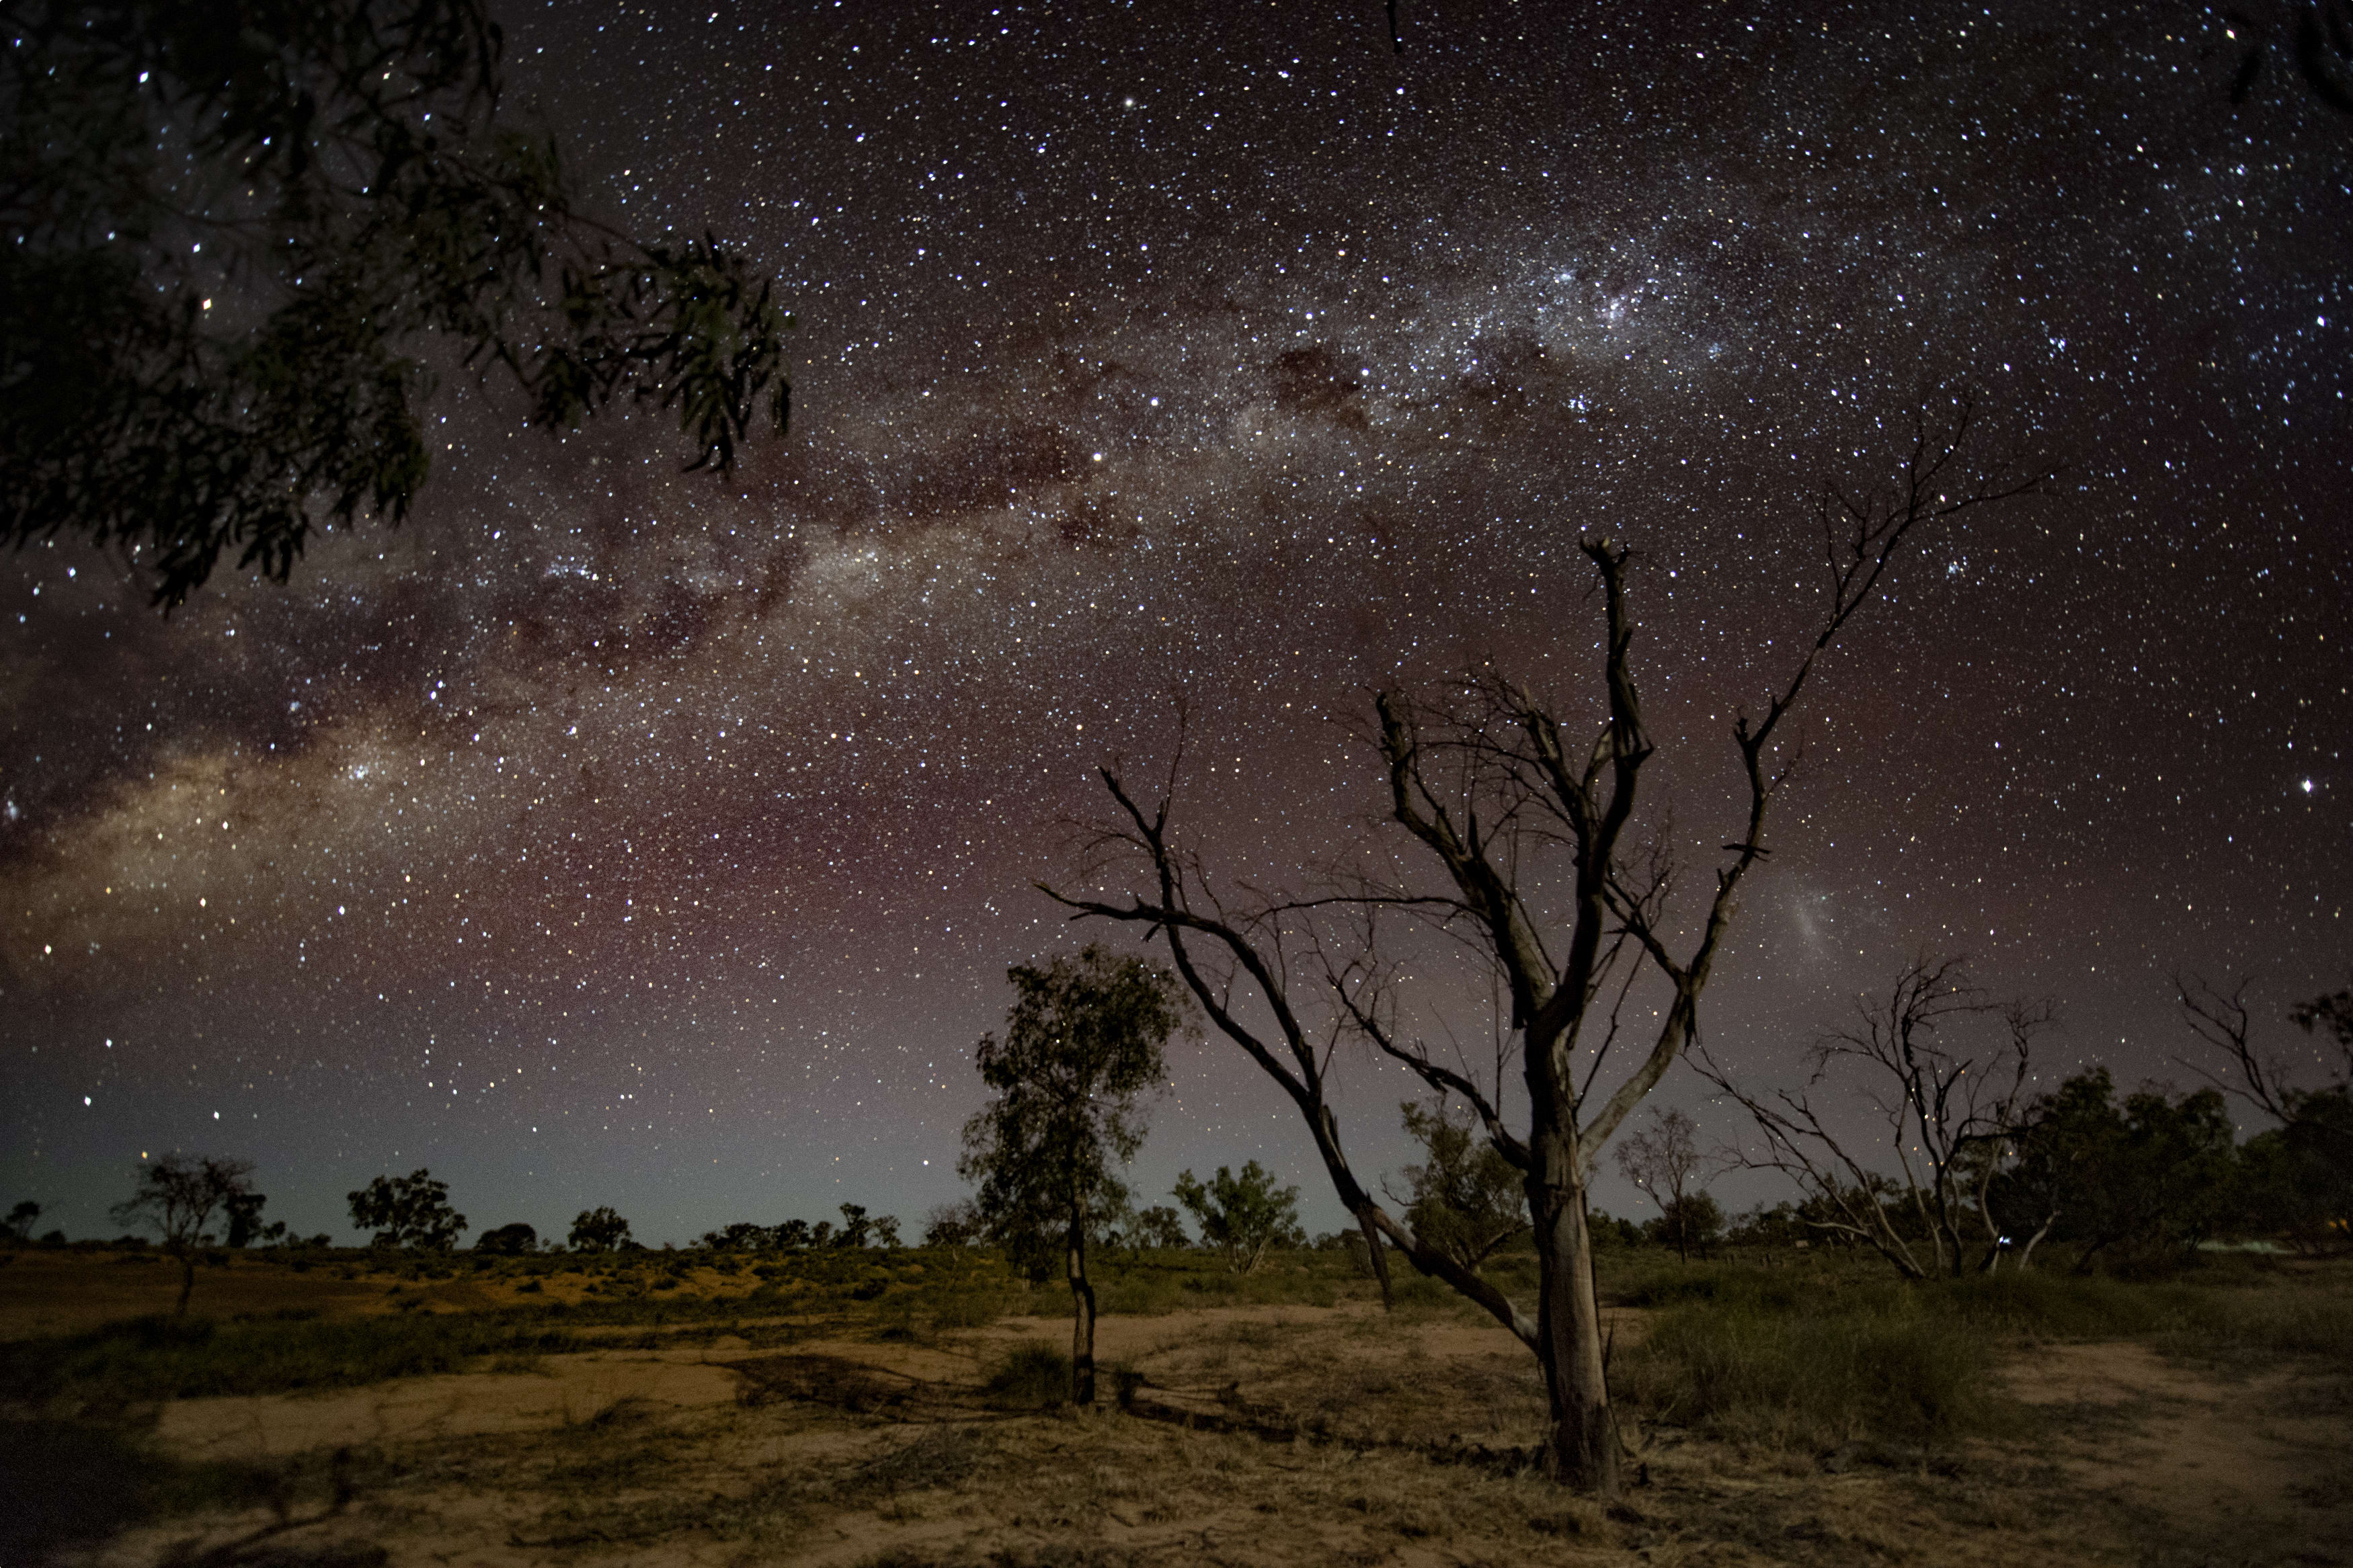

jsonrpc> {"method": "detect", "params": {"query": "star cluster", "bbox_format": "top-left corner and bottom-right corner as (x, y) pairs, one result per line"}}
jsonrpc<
(3, 0), (2347, 1242)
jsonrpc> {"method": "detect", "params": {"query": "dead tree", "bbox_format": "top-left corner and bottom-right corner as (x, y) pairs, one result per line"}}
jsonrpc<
(1613, 1107), (1712, 1262)
(1043, 397), (2040, 1495)
(1701, 958), (2055, 1278)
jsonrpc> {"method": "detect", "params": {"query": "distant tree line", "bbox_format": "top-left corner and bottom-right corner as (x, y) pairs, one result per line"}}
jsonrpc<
(1687, 960), (2353, 1276)
(23, 962), (2338, 1342)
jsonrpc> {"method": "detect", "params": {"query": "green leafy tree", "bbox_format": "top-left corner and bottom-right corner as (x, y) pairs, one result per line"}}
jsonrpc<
(1995, 1068), (2238, 1273)
(1611, 1106), (1714, 1263)
(960, 945), (1191, 1404)
(772, 1218), (812, 1249)
(475, 1221), (536, 1255)
(2, 1200), (42, 1244)
(1642, 1192), (1724, 1256)
(921, 1201), (982, 1249)
(1172, 1161), (1304, 1275)
(2077, 1084), (2238, 1272)
(110, 1153), (258, 1313)
(697, 1221), (773, 1252)
(1395, 1098), (1527, 1272)
(348, 1167), (467, 1249)
(222, 1188), (272, 1248)
(1987, 1069), (2118, 1268)
(567, 1205), (631, 1251)
(1584, 1210), (1644, 1250)
(3, 0), (791, 606)
(1131, 1204), (1191, 1251)
(1724, 1201), (1804, 1251)
(2182, 975), (2353, 1252)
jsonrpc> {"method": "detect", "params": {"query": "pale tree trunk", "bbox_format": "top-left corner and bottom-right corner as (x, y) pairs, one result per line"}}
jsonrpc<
(1535, 1167), (1618, 1491)
(1972, 1157), (2005, 1274)
(1066, 1216), (1096, 1404)
(2015, 1211), (2059, 1272)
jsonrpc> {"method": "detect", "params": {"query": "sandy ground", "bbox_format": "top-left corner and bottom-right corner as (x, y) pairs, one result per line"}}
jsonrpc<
(28, 1299), (2344, 1568)
(2005, 1339), (2353, 1565)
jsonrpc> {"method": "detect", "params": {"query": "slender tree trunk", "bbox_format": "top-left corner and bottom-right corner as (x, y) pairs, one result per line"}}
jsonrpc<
(2015, 1211), (2059, 1272)
(1972, 1159), (2006, 1274)
(173, 1243), (195, 1315)
(1067, 1219), (1096, 1405)
(1355, 1210), (1394, 1308)
(1533, 1153), (1618, 1495)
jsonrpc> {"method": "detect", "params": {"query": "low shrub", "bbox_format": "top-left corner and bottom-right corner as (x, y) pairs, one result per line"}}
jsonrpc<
(1096, 1274), (1184, 1316)
(982, 1342), (1072, 1409)
(1382, 1272), (1481, 1320)
(926, 1286), (1010, 1331)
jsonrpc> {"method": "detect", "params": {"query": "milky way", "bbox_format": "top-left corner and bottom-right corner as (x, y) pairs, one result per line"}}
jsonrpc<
(4, 0), (2348, 1243)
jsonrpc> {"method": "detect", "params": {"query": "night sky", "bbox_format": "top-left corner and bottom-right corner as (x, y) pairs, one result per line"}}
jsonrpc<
(4, 0), (2348, 1247)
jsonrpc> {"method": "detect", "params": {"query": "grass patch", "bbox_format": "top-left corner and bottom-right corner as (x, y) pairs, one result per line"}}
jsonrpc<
(2157, 1288), (2353, 1366)
(0, 1311), (582, 1403)
(1384, 1272), (1484, 1320)
(1938, 1270), (2204, 1337)
(1619, 1283), (2007, 1450)
(1096, 1274), (1187, 1316)
(1614, 1264), (2353, 1450)
(730, 1352), (911, 1413)
(925, 1286), (1011, 1331)
(850, 1423), (996, 1498)
(522, 1424), (1002, 1554)
(858, 1548), (1136, 1568)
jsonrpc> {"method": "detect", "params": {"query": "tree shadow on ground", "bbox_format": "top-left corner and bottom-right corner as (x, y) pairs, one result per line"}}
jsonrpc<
(0, 1415), (156, 1561)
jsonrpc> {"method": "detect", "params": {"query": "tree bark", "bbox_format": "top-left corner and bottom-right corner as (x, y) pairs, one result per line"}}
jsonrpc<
(1535, 1167), (1618, 1491)
(173, 1242), (195, 1316)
